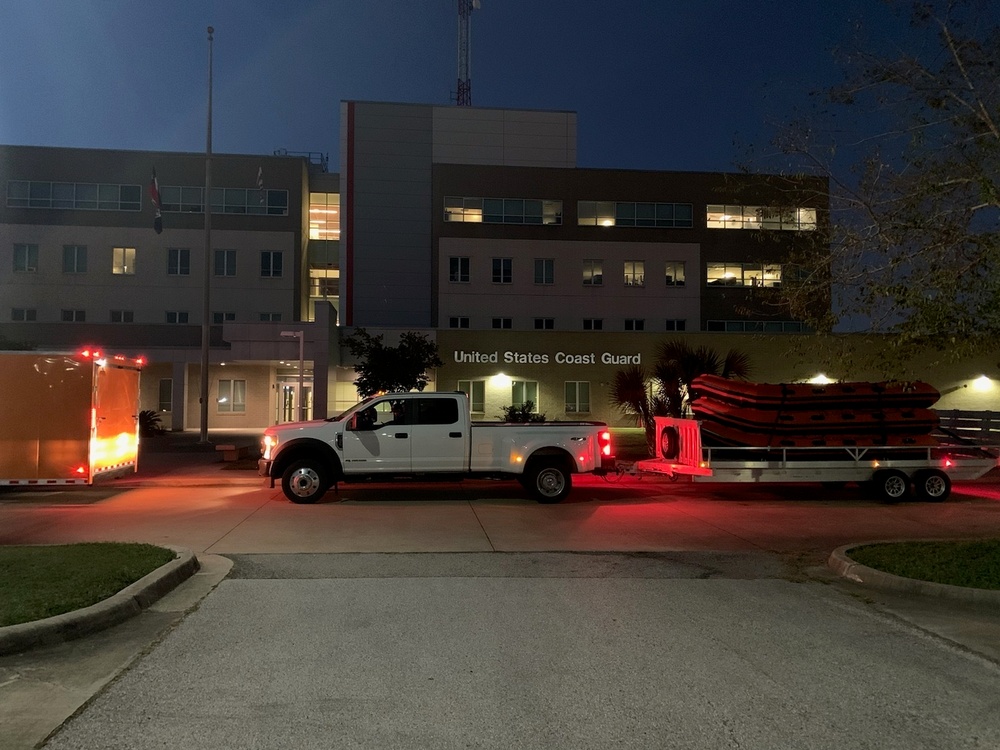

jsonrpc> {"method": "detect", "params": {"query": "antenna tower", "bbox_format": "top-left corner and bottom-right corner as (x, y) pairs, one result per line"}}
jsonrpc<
(456, 0), (479, 106)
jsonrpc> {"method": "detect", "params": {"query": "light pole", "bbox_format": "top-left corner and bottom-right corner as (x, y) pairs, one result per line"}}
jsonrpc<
(281, 330), (305, 421)
(199, 25), (214, 444)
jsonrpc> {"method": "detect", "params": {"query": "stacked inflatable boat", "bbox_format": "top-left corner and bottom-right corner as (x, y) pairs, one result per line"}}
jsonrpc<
(688, 374), (941, 448)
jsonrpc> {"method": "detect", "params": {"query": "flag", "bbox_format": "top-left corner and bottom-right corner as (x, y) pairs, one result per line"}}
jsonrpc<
(150, 168), (163, 234)
(256, 166), (265, 207)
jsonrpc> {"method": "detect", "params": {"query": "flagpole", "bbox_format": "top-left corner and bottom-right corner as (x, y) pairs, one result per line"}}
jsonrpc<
(199, 26), (214, 444)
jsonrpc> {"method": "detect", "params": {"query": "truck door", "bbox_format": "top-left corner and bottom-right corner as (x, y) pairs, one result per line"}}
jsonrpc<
(410, 397), (466, 472)
(340, 398), (411, 472)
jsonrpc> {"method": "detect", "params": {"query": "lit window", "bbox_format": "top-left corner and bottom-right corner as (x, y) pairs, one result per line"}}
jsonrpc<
(218, 378), (247, 413)
(113, 246), (136, 275)
(583, 259), (603, 286)
(624, 261), (644, 287)
(706, 204), (817, 231)
(665, 261), (685, 286)
(309, 192), (340, 240)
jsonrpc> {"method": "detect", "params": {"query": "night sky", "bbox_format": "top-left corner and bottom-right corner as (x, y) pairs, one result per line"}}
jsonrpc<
(1, 1), (912, 174)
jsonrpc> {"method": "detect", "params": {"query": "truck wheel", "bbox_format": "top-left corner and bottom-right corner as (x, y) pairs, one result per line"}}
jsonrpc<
(660, 426), (680, 460)
(913, 469), (951, 502)
(871, 469), (910, 503)
(525, 461), (572, 504)
(281, 459), (329, 504)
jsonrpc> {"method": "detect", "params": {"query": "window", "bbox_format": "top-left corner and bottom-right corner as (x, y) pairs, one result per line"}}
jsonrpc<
(13, 243), (38, 272)
(166, 311), (189, 324)
(214, 249), (236, 277)
(61, 309), (85, 322)
(706, 262), (782, 287)
(534, 258), (554, 285)
(492, 317), (512, 329)
(309, 192), (340, 240)
(665, 261), (686, 286)
(707, 320), (808, 333)
(534, 318), (554, 330)
(444, 196), (562, 225)
(167, 247), (190, 276)
(492, 257), (512, 284)
(260, 251), (282, 278)
(11, 308), (36, 321)
(457, 380), (485, 413)
(415, 397), (461, 425)
(583, 260), (603, 286)
(511, 380), (539, 411)
(449, 316), (470, 329)
(583, 318), (603, 331)
(625, 318), (645, 331)
(665, 319), (686, 331)
(159, 186), (289, 216)
(112, 246), (136, 275)
(63, 245), (87, 273)
(309, 270), (339, 298)
(565, 381), (590, 413)
(624, 261), (644, 287)
(217, 379), (247, 413)
(213, 312), (236, 324)
(110, 310), (134, 323)
(449, 256), (470, 283)
(706, 204), (817, 231)
(578, 201), (693, 228)
(7, 181), (141, 211)
(158, 379), (173, 412)
(259, 312), (282, 322)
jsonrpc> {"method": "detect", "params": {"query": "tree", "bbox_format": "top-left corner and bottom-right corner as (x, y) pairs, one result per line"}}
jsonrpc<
(610, 340), (751, 454)
(755, 0), (1000, 366)
(342, 328), (444, 398)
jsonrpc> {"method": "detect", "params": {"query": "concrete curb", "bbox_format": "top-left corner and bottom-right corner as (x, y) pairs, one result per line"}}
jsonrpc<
(0, 545), (200, 656)
(828, 541), (1000, 604)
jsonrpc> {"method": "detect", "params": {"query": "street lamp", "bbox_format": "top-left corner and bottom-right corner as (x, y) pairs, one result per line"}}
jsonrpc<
(281, 330), (305, 421)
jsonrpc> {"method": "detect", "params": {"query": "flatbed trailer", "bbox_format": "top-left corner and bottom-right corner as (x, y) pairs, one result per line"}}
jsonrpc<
(634, 417), (999, 502)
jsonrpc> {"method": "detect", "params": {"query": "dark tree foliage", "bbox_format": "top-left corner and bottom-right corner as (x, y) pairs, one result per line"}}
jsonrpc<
(343, 328), (445, 398)
(749, 0), (1000, 368)
(609, 340), (751, 455)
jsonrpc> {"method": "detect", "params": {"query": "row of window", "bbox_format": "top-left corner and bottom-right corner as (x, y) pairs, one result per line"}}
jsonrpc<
(155, 378), (247, 413)
(448, 317), (687, 332)
(457, 379), (590, 414)
(450, 257), (787, 288)
(11, 244), (284, 278)
(443, 197), (817, 231)
(450, 256), (688, 287)
(10, 308), (283, 323)
(7, 181), (289, 216)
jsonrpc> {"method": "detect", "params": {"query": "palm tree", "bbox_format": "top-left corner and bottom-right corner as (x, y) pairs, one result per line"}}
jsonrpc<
(610, 340), (751, 455)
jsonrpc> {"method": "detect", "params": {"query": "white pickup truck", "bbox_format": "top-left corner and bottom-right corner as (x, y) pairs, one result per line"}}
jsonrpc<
(259, 391), (614, 504)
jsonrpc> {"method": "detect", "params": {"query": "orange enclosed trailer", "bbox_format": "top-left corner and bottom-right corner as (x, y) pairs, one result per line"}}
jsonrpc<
(0, 349), (143, 486)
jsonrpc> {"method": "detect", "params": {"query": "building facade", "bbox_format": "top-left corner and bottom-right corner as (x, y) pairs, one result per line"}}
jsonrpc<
(1, 102), (996, 432)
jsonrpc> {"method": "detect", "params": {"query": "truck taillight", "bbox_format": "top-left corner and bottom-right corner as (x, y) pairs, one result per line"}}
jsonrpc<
(599, 430), (613, 457)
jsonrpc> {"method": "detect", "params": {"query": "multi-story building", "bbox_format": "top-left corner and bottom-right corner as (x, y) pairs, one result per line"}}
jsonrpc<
(1, 101), (993, 430)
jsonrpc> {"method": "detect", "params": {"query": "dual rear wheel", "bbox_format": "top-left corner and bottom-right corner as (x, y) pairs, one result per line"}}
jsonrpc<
(870, 468), (951, 503)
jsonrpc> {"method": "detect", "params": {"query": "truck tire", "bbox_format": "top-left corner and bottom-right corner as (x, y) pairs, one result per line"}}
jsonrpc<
(281, 459), (330, 504)
(871, 469), (910, 503)
(912, 469), (951, 502)
(525, 461), (572, 504)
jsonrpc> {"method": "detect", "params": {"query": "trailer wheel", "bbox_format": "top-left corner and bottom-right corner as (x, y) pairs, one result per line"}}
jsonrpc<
(913, 469), (951, 502)
(871, 469), (910, 503)
(281, 459), (330, 504)
(659, 426), (680, 460)
(524, 460), (572, 504)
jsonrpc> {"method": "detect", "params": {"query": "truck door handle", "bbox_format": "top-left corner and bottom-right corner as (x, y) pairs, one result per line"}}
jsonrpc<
(449, 432), (462, 438)
(393, 433), (408, 439)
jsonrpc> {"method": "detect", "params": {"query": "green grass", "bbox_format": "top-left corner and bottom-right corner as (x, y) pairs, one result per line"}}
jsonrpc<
(849, 540), (1000, 590)
(0, 542), (176, 627)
